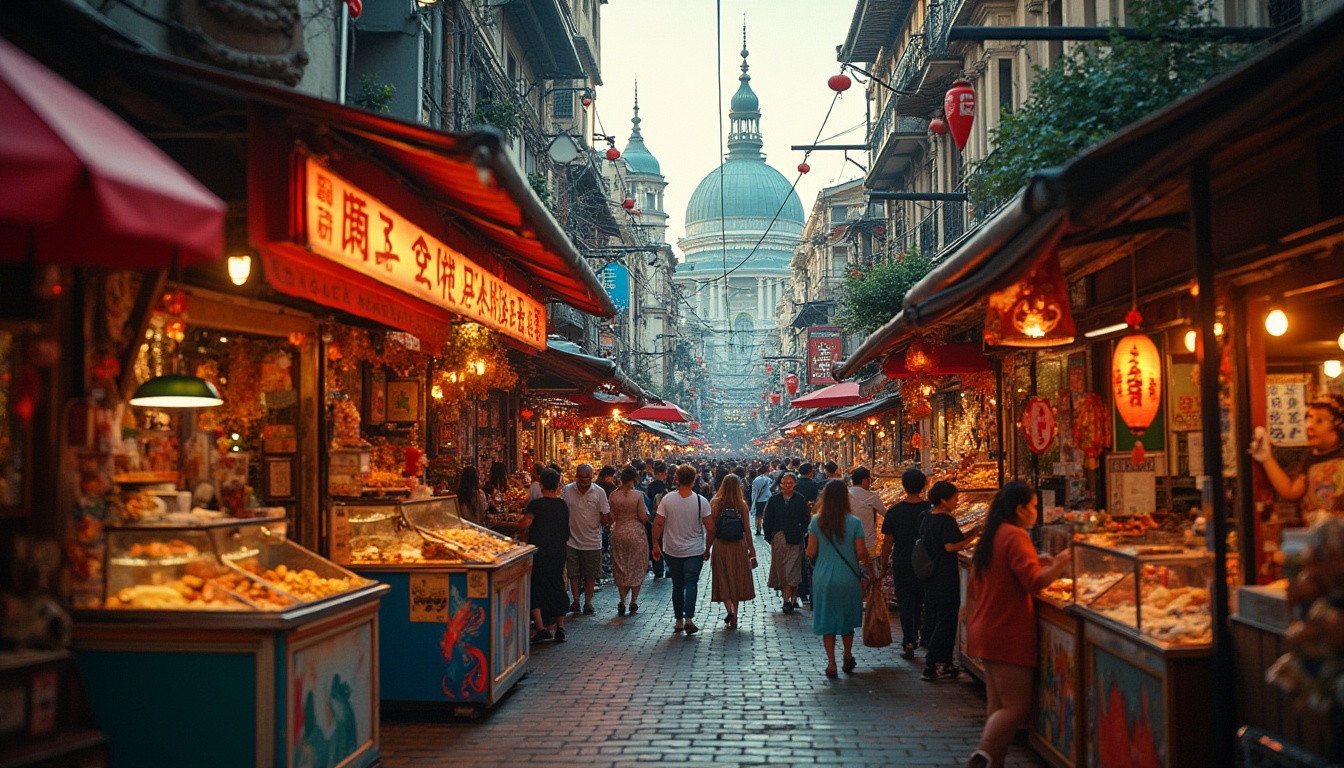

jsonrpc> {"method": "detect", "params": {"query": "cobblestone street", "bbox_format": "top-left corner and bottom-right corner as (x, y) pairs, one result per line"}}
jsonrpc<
(381, 542), (1047, 768)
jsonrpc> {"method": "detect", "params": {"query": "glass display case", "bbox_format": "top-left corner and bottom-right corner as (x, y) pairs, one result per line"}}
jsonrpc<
(100, 517), (368, 611)
(1071, 540), (1214, 647)
(332, 496), (526, 567)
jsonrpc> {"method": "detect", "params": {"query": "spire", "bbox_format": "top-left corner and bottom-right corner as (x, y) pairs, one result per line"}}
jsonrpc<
(630, 77), (642, 139)
(727, 19), (763, 160)
(622, 76), (661, 176)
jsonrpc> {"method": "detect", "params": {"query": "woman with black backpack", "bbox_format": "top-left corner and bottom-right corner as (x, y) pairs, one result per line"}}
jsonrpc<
(707, 474), (756, 629)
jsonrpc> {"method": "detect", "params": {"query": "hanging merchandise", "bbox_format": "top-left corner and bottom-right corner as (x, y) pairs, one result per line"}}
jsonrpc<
(943, 79), (976, 152)
(1019, 397), (1058, 454)
(1073, 393), (1111, 469)
(984, 253), (1075, 347)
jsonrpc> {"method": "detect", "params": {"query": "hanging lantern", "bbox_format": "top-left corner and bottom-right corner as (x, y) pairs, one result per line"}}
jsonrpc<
(760, 393), (768, 402)
(520, 408), (535, 420)
(784, 373), (799, 395)
(582, 96), (593, 107)
(827, 73), (852, 93)
(1111, 313), (1162, 461)
(1073, 393), (1111, 469)
(904, 338), (938, 373)
(765, 363), (773, 374)
(984, 253), (1075, 347)
(689, 421), (699, 432)
(929, 117), (948, 135)
(344, 0), (362, 18)
(622, 198), (635, 210)
(770, 392), (781, 405)
(161, 290), (189, 316)
(943, 78), (976, 152)
(797, 162), (810, 174)
(605, 147), (621, 161)
(751, 409), (758, 418)
(288, 332), (307, 347)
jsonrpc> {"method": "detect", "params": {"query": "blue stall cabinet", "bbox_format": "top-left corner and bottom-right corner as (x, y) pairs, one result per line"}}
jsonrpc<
(73, 517), (389, 768)
(332, 497), (534, 716)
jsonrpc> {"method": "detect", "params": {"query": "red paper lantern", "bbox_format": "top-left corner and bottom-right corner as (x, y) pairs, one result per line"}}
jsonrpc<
(944, 79), (976, 152)
(770, 392), (781, 405)
(784, 374), (799, 395)
(161, 290), (189, 316)
(520, 408), (535, 420)
(984, 253), (1076, 347)
(1111, 325), (1162, 439)
(689, 421), (699, 432)
(760, 393), (768, 401)
(751, 409), (758, 418)
(929, 117), (948, 135)
(904, 338), (938, 373)
(827, 74), (852, 92)
(622, 198), (635, 210)
(582, 97), (593, 107)
(605, 147), (621, 161)
(344, 0), (362, 18)
(797, 162), (810, 174)
(765, 363), (773, 374)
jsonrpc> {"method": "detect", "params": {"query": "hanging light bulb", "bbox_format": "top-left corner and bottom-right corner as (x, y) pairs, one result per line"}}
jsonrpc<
(1325, 360), (1343, 379)
(431, 385), (444, 400)
(227, 254), (252, 286)
(1265, 308), (1288, 337)
(1184, 329), (1197, 353)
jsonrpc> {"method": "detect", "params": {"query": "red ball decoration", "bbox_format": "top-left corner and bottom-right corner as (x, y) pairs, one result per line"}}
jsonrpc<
(943, 79), (976, 151)
(827, 74), (852, 93)
(582, 97), (593, 107)
(785, 373), (799, 396)
(765, 363), (773, 374)
(605, 147), (621, 161)
(689, 421), (700, 432)
(345, 0), (362, 19)
(622, 198), (635, 210)
(797, 162), (810, 174)
(929, 117), (948, 135)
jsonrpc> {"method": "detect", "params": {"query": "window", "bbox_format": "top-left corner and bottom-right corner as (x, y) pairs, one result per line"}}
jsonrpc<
(830, 205), (849, 224)
(1048, 0), (1064, 63)
(553, 91), (574, 120)
(645, 192), (657, 211)
(998, 59), (1014, 115)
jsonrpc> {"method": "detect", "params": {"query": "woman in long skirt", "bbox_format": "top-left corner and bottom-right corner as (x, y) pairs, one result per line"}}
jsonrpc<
(607, 467), (650, 615)
(707, 474), (756, 628)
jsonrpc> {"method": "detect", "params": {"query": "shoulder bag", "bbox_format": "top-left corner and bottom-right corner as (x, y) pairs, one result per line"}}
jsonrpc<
(911, 515), (940, 581)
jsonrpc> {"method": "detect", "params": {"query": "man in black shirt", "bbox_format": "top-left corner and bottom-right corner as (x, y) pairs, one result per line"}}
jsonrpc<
(644, 461), (669, 578)
(879, 468), (933, 659)
(793, 463), (822, 503)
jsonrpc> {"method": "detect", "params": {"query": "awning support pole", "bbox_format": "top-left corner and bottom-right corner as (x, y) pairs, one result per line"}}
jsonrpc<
(1192, 156), (1236, 766)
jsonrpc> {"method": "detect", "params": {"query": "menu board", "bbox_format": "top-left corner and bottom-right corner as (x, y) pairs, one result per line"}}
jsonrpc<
(1265, 376), (1309, 447)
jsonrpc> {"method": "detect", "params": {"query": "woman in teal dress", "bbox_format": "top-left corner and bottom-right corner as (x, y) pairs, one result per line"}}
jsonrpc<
(806, 479), (874, 677)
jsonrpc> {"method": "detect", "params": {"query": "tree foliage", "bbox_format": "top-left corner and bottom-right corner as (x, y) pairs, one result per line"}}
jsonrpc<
(967, 0), (1255, 213)
(834, 249), (934, 337)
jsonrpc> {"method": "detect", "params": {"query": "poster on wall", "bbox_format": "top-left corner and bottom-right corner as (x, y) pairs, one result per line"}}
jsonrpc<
(1105, 452), (1166, 515)
(1265, 375), (1309, 447)
(1089, 644), (1165, 768)
(806, 326), (843, 385)
(1034, 621), (1079, 763)
(289, 620), (376, 768)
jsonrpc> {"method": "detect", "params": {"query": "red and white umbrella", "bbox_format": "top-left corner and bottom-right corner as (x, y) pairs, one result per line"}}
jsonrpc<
(626, 402), (691, 423)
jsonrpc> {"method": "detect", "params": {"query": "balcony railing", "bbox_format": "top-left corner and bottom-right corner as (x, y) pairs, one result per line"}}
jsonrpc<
(884, 161), (995, 261)
(868, 96), (929, 161)
(890, 0), (965, 92)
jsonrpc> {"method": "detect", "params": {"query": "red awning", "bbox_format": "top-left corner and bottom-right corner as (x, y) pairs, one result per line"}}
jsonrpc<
(0, 37), (224, 267)
(882, 343), (993, 378)
(627, 403), (691, 423)
(789, 382), (872, 409)
(104, 45), (614, 318)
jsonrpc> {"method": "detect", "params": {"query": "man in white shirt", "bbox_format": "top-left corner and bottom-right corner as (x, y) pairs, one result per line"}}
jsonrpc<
(527, 462), (543, 502)
(750, 466), (773, 536)
(848, 466), (886, 557)
(561, 463), (610, 615)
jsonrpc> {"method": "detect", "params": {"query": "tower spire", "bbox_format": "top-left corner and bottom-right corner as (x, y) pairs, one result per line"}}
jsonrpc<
(727, 17), (763, 159)
(631, 76), (642, 138)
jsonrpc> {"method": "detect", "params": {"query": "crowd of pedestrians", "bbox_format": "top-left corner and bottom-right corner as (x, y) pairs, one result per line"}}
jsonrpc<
(510, 455), (1069, 768)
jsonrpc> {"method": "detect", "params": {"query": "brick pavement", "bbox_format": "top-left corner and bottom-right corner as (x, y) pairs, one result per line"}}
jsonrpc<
(380, 537), (1047, 768)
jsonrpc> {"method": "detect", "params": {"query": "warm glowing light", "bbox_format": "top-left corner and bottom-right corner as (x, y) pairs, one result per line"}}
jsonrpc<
(227, 254), (252, 286)
(611, 408), (622, 420)
(805, 424), (815, 433)
(877, 431), (886, 438)
(1265, 309), (1288, 337)
(1184, 330), (1197, 353)
(867, 417), (879, 427)
(583, 427), (593, 436)
(471, 360), (486, 376)
(921, 385), (934, 397)
(1214, 322), (1224, 337)
(431, 385), (444, 400)
(1338, 330), (1344, 351)
(448, 372), (459, 384)
(1112, 333), (1162, 436)
(1325, 360), (1343, 379)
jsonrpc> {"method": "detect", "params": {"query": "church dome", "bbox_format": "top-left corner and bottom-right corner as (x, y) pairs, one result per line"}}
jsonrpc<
(685, 161), (803, 225)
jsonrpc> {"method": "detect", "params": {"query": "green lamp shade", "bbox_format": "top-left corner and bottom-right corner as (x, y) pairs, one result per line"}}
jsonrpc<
(129, 375), (224, 408)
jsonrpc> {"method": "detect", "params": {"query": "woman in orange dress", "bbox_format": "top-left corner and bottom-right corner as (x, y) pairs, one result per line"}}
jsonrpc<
(963, 481), (1072, 768)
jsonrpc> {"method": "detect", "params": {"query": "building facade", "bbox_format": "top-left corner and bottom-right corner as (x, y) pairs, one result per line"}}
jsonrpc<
(674, 36), (804, 442)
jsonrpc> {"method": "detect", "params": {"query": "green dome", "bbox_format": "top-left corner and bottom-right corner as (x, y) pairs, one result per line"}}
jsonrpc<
(730, 79), (759, 113)
(685, 160), (804, 225)
(622, 139), (660, 175)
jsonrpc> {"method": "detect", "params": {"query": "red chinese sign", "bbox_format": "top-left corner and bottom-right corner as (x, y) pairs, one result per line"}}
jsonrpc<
(1019, 397), (1057, 454)
(807, 326), (843, 385)
(303, 159), (546, 350)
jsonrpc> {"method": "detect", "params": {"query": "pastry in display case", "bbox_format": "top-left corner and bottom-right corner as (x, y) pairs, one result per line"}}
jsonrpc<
(100, 518), (368, 611)
(334, 496), (525, 566)
(1070, 541), (1214, 646)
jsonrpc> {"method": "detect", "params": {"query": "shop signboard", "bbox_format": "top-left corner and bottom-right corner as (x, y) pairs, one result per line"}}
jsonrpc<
(1105, 451), (1167, 516)
(1265, 375), (1309, 447)
(597, 264), (630, 313)
(302, 159), (546, 350)
(807, 326), (843, 385)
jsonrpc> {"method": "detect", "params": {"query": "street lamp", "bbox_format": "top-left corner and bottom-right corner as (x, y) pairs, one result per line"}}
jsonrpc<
(545, 132), (582, 164)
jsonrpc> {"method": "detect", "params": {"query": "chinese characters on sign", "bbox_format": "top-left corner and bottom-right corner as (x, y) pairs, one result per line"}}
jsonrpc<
(304, 159), (546, 350)
(1019, 397), (1058, 454)
(807, 326), (843, 385)
(1265, 376), (1309, 446)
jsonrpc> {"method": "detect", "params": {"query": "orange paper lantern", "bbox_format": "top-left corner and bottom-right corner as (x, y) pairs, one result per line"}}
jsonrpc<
(905, 337), (938, 373)
(985, 254), (1075, 347)
(1111, 332), (1161, 436)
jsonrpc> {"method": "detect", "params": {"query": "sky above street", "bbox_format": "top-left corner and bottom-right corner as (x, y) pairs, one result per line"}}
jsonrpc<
(598, 0), (868, 258)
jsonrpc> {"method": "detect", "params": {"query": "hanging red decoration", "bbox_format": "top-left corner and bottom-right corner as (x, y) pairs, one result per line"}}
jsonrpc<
(622, 198), (635, 210)
(760, 393), (768, 402)
(751, 409), (758, 418)
(770, 392), (781, 405)
(944, 78), (976, 152)
(929, 117), (948, 135)
(35, 266), (67, 300)
(765, 363), (773, 374)
(984, 253), (1076, 347)
(12, 370), (40, 424)
(289, 332), (307, 347)
(784, 373), (799, 396)
(91, 354), (121, 381)
(1019, 397), (1058, 454)
(344, 0), (362, 18)
(1111, 315), (1162, 441)
(1072, 393), (1111, 470)
(797, 162), (810, 174)
(582, 97), (593, 107)
(520, 408), (535, 420)
(161, 290), (189, 316)
(904, 337), (938, 373)
(689, 421), (699, 432)
(605, 147), (621, 161)
(827, 73), (852, 92)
